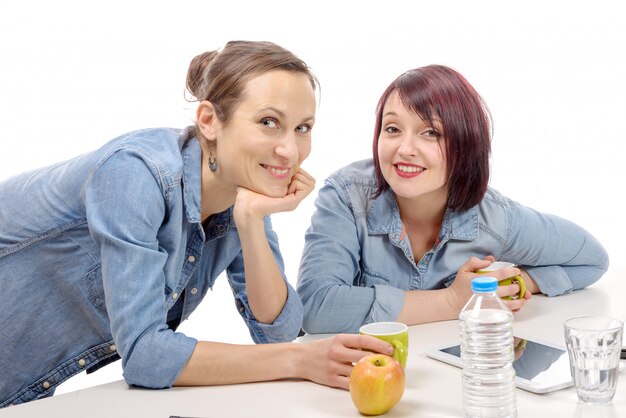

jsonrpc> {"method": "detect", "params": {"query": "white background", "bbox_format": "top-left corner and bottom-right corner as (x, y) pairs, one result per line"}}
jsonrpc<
(1, 0), (624, 394)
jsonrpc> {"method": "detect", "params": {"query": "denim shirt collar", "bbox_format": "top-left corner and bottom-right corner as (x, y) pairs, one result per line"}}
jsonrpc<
(181, 135), (203, 224)
(366, 188), (479, 242)
(180, 134), (234, 236)
(366, 188), (400, 234)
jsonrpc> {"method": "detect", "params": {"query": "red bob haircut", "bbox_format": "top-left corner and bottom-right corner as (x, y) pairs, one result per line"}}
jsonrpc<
(372, 65), (492, 212)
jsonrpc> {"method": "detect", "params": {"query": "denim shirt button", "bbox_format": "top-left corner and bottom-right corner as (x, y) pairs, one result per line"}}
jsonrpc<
(172, 292), (179, 300)
(109, 345), (117, 352)
(42, 381), (51, 389)
(218, 225), (225, 232)
(78, 359), (86, 367)
(187, 255), (196, 263)
(190, 287), (198, 295)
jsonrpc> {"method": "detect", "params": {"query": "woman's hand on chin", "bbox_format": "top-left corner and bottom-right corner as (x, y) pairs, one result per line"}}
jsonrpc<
(233, 168), (316, 226)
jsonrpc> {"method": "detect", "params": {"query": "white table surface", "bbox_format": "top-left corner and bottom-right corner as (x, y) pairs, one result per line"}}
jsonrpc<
(3, 267), (625, 418)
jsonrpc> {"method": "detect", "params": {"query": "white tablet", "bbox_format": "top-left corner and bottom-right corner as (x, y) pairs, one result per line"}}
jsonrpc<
(425, 336), (573, 394)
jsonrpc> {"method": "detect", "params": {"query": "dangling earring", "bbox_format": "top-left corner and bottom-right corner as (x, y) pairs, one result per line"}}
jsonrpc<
(208, 154), (218, 172)
(207, 139), (218, 172)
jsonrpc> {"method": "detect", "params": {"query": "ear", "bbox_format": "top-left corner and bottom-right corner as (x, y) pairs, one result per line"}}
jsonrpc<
(196, 100), (220, 142)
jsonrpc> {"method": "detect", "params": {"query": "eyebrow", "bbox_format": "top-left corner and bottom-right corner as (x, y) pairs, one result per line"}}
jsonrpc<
(261, 106), (315, 123)
(263, 106), (286, 119)
(383, 110), (442, 127)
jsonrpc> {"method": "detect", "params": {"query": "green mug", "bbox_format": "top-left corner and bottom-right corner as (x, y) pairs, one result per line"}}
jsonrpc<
(477, 261), (526, 300)
(359, 322), (409, 368)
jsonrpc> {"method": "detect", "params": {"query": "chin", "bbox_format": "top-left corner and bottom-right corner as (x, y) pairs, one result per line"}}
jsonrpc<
(256, 184), (289, 198)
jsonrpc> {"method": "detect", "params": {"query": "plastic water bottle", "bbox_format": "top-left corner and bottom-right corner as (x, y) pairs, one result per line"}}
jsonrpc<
(459, 277), (517, 418)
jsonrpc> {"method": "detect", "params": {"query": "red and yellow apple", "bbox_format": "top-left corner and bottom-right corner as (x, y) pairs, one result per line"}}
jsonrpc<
(349, 354), (405, 415)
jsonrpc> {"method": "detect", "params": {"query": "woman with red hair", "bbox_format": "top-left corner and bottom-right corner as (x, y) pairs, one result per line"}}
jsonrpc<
(297, 65), (608, 334)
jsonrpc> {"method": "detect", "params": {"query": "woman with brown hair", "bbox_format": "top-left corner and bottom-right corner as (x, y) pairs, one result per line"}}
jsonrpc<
(0, 40), (391, 407)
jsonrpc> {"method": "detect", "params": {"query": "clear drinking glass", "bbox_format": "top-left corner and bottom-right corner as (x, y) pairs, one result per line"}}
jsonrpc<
(564, 316), (623, 404)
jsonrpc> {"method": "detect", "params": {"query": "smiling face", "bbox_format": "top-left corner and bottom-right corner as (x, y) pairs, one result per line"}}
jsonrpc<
(377, 91), (448, 206)
(208, 70), (316, 197)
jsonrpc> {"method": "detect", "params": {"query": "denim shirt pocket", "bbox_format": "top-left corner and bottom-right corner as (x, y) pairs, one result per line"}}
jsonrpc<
(86, 265), (106, 312)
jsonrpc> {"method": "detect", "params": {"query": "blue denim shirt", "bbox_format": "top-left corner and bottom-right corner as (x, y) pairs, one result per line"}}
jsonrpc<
(0, 128), (303, 407)
(297, 159), (609, 334)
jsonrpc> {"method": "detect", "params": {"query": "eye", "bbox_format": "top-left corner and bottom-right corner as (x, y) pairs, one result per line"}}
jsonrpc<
(423, 128), (442, 139)
(384, 125), (400, 134)
(296, 124), (312, 134)
(261, 117), (278, 129)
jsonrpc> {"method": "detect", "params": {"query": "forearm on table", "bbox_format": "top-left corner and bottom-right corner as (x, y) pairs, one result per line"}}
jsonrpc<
(174, 340), (305, 386)
(395, 288), (459, 325)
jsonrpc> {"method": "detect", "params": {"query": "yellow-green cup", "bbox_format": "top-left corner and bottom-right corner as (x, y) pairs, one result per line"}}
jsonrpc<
(359, 322), (409, 368)
(477, 261), (526, 300)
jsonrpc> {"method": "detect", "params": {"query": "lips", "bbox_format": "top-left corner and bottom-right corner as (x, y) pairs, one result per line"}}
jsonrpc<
(394, 163), (425, 178)
(260, 164), (290, 179)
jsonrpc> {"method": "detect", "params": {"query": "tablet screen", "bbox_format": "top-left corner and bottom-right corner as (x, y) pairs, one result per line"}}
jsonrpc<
(439, 338), (571, 386)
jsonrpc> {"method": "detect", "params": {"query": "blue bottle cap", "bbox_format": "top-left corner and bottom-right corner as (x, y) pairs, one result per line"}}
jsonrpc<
(472, 276), (498, 292)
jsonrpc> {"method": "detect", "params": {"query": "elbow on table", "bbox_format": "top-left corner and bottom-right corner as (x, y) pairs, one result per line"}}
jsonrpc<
(122, 372), (174, 390)
(301, 303), (332, 334)
(299, 285), (364, 334)
(119, 334), (197, 390)
(568, 252), (610, 292)
(588, 251), (610, 287)
(302, 301), (361, 334)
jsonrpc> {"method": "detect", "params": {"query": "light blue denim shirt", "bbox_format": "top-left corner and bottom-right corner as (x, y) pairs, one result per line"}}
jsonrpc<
(0, 127), (303, 407)
(297, 159), (609, 334)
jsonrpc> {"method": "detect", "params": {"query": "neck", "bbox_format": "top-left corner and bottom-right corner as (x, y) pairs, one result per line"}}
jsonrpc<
(395, 189), (448, 230)
(200, 153), (236, 221)
(395, 190), (448, 261)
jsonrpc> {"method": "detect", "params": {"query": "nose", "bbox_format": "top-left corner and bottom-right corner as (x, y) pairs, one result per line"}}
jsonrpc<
(397, 133), (418, 157)
(275, 134), (299, 163)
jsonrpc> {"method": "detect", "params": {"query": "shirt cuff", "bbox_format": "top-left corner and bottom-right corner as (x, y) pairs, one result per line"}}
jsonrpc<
(524, 265), (573, 297)
(236, 284), (304, 344)
(122, 326), (197, 389)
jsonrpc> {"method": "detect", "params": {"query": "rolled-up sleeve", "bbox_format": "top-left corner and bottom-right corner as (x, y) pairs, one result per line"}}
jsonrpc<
(226, 216), (303, 343)
(121, 326), (197, 387)
(85, 149), (195, 388)
(298, 181), (405, 334)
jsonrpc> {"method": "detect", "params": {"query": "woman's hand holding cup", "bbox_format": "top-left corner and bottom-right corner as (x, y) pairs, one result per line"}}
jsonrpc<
(476, 261), (526, 300)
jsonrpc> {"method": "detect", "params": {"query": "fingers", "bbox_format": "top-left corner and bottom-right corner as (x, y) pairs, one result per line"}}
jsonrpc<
(280, 168), (316, 210)
(287, 179), (298, 195)
(326, 335), (392, 366)
(460, 256), (493, 273)
(294, 167), (315, 184)
(504, 297), (526, 312)
(479, 267), (522, 281)
(496, 283), (521, 299)
(312, 333), (403, 390)
(288, 170), (316, 197)
(322, 334), (395, 389)
(235, 168), (317, 217)
(338, 334), (394, 356)
(332, 375), (350, 391)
